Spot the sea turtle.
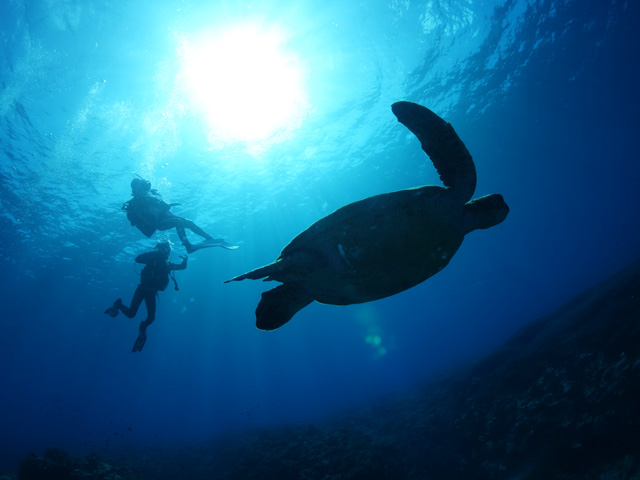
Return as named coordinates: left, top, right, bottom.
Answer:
left=225, top=101, right=509, bottom=330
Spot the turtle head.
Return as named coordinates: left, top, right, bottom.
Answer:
left=462, top=194, right=509, bottom=233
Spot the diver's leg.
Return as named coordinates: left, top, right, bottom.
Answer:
left=174, top=223, right=195, bottom=253
left=181, top=218, right=239, bottom=251
left=119, top=285, right=144, bottom=318
left=157, top=213, right=236, bottom=252
left=182, top=218, right=239, bottom=249
left=156, top=214, right=199, bottom=252
left=157, top=212, right=211, bottom=240
left=182, top=219, right=213, bottom=240
left=132, top=292, right=156, bottom=352
left=141, top=291, right=157, bottom=329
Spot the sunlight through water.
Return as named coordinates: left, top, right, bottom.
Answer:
left=176, top=24, right=308, bottom=148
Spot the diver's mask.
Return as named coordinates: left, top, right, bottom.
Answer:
left=155, top=241, right=171, bottom=256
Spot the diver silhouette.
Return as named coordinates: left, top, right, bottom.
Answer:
left=104, top=241, right=186, bottom=352
left=122, top=176, right=237, bottom=253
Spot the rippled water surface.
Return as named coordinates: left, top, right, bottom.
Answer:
left=0, top=0, right=638, bottom=468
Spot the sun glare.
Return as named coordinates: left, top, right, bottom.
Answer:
left=177, top=25, right=307, bottom=147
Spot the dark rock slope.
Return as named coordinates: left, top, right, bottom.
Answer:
left=14, top=258, right=640, bottom=479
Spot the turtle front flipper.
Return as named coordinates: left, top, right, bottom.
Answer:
left=391, top=101, right=477, bottom=203
left=256, top=283, right=314, bottom=330
left=224, top=263, right=275, bottom=282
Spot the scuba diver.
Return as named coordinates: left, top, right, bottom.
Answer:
left=104, top=240, right=187, bottom=352
left=122, top=176, right=237, bottom=253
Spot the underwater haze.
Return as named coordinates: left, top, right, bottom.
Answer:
left=1, top=0, right=639, bottom=471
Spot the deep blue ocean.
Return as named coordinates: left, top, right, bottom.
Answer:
left=0, top=0, right=638, bottom=471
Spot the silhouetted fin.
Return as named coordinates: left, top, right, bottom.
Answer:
left=391, top=101, right=476, bottom=203
left=132, top=332, right=147, bottom=352
left=104, top=298, right=121, bottom=318
left=256, top=283, right=314, bottom=331
left=188, top=238, right=239, bottom=253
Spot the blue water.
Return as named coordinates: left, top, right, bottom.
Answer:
left=1, top=0, right=638, bottom=470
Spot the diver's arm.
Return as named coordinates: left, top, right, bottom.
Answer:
left=170, top=255, right=188, bottom=271
left=122, top=199, right=137, bottom=226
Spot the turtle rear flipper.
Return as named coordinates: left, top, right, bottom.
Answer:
left=256, top=284, right=314, bottom=330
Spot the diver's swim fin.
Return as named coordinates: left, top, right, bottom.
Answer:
left=132, top=332, right=147, bottom=352
left=104, top=299, right=122, bottom=318
left=188, top=238, right=239, bottom=252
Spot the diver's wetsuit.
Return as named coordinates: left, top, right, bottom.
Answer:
left=117, top=250, right=187, bottom=329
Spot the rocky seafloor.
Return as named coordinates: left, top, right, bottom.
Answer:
left=4, top=258, right=640, bottom=479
